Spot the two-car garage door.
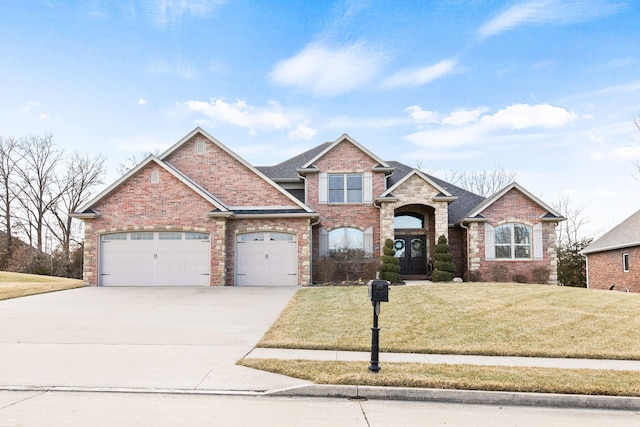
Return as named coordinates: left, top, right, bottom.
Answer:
left=100, top=231, right=210, bottom=286
left=99, top=231, right=298, bottom=286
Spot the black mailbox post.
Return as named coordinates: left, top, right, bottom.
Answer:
left=367, top=280, right=389, bottom=373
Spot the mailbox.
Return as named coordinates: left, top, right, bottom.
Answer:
left=368, top=280, right=389, bottom=302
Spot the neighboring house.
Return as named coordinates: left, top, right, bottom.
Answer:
left=72, top=128, right=564, bottom=287
left=582, top=209, right=640, bottom=292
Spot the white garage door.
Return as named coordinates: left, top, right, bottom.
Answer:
left=100, top=231, right=210, bottom=286
left=236, top=232, right=298, bottom=286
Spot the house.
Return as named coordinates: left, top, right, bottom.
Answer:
left=582, top=209, right=640, bottom=292
left=72, top=127, right=564, bottom=287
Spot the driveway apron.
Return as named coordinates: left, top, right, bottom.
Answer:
left=0, top=286, right=309, bottom=392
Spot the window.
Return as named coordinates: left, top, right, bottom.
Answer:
left=328, top=174, right=362, bottom=204
left=186, top=232, right=209, bottom=240
left=394, top=213, right=424, bottom=229
left=130, top=232, right=154, bottom=241
left=329, top=227, right=364, bottom=251
left=195, top=141, right=205, bottom=155
left=102, top=233, right=127, bottom=241
left=150, top=171, right=159, bottom=184
left=623, top=253, right=630, bottom=272
left=495, top=223, right=531, bottom=259
left=159, top=232, right=182, bottom=240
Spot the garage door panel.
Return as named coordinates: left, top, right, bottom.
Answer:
left=236, top=232, right=297, bottom=286
left=100, top=232, right=210, bottom=286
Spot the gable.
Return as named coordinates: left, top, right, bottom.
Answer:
left=465, top=182, right=563, bottom=223
left=91, top=161, right=221, bottom=222
left=476, top=187, right=547, bottom=223
left=301, top=134, right=391, bottom=171
left=161, top=129, right=312, bottom=211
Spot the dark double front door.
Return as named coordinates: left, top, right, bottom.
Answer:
left=394, top=235, right=427, bottom=276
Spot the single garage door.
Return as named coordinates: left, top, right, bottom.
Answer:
left=236, top=232, right=298, bottom=286
left=100, top=231, right=210, bottom=286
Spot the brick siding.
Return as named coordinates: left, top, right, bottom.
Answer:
left=587, top=247, right=640, bottom=293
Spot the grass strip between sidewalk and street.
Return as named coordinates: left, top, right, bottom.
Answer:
left=258, top=283, right=640, bottom=360
left=239, top=358, right=640, bottom=397
left=0, top=271, right=84, bottom=300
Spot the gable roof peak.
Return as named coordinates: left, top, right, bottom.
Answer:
left=582, top=208, right=640, bottom=254
left=300, top=133, right=391, bottom=169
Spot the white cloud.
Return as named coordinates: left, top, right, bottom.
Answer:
left=288, top=123, right=317, bottom=140
left=270, top=42, right=387, bottom=97
left=481, top=103, right=577, bottom=129
left=381, top=59, right=457, bottom=89
left=152, top=0, right=226, bottom=26
left=612, top=144, right=640, bottom=159
left=20, top=101, right=40, bottom=113
left=149, top=58, right=199, bottom=80
left=405, top=106, right=440, bottom=124
left=477, top=0, right=623, bottom=39
left=37, top=113, right=51, bottom=120
left=181, top=98, right=316, bottom=137
left=138, top=98, right=147, bottom=105
left=442, top=108, right=488, bottom=126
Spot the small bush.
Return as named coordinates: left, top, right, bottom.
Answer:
left=532, top=267, right=550, bottom=284
left=490, top=264, right=509, bottom=282
left=432, top=235, right=454, bottom=282
left=315, top=256, right=338, bottom=283
left=465, top=270, right=482, bottom=282
left=380, top=238, right=401, bottom=283
left=512, top=274, right=528, bottom=283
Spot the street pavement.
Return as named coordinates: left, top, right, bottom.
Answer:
left=2, top=285, right=640, bottom=425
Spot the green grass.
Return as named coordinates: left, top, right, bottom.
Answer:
left=0, top=271, right=84, bottom=300
left=259, top=283, right=640, bottom=360
left=239, top=358, right=640, bottom=397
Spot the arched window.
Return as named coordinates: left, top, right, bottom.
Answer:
left=195, top=141, right=205, bottom=155
left=329, top=227, right=364, bottom=251
left=495, top=223, right=531, bottom=259
left=394, top=213, right=424, bottom=229
left=150, top=170, right=159, bottom=184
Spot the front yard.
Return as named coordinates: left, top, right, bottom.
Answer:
left=239, top=283, right=640, bottom=396
left=0, top=271, right=84, bottom=300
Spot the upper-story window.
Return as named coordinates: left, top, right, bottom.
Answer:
left=150, top=171, right=159, bottom=184
left=495, top=223, right=531, bottom=259
left=328, top=174, right=362, bottom=204
left=195, top=141, right=205, bottom=155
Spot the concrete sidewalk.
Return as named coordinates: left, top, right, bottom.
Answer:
left=245, top=347, right=640, bottom=371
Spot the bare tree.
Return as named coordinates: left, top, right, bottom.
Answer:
left=553, top=195, right=592, bottom=287
left=445, top=166, right=516, bottom=197
left=0, top=136, right=20, bottom=267
left=14, top=135, right=66, bottom=252
left=632, top=115, right=640, bottom=180
left=117, top=149, right=161, bottom=175
left=49, top=151, right=106, bottom=276
left=553, top=195, right=589, bottom=247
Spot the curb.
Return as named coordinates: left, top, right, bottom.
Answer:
left=3, top=384, right=640, bottom=411
left=267, top=384, right=640, bottom=411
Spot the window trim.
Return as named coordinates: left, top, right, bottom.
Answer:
left=623, top=253, right=630, bottom=272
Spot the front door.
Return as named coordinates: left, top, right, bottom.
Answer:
left=394, top=236, right=427, bottom=275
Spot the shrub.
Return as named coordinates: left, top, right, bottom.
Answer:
left=532, top=267, right=550, bottom=284
left=465, top=270, right=482, bottom=282
left=380, top=238, right=401, bottom=283
left=490, top=264, right=509, bottom=282
left=315, top=256, right=339, bottom=283
left=432, top=235, right=454, bottom=282
left=512, top=274, right=528, bottom=283
left=330, top=248, right=365, bottom=282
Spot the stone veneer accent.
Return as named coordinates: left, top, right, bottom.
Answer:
left=379, top=174, right=450, bottom=249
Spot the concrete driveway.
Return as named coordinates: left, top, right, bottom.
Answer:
left=0, top=286, right=309, bottom=392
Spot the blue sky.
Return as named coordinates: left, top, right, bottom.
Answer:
left=1, top=0, right=639, bottom=237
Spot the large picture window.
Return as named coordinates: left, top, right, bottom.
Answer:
left=329, top=227, right=364, bottom=251
left=495, top=223, right=531, bottom=259
left=328, top=174, right=362, bottom=204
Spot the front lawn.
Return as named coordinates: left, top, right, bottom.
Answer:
left=259, top=283, right=640, bottom=360
left=0, top=271, right=84, bottom=300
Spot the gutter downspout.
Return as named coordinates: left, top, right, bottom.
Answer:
left=460, top=222, right=471, bottom=279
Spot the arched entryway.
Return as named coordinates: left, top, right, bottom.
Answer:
left=394, top=205, right=435, bottom=278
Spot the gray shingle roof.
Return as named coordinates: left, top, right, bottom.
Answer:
left=582, top=209, right=640, bottom=254
left=256, top=142, right=332, bottom=180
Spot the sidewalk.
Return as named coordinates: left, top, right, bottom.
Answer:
left=245, top=347, right=640, bottom=371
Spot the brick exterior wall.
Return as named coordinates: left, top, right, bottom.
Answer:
left=84, top=162, right=226, bottom=286
left=468, top=188, right=559, bottom=285
left=587, top=247, right=640, bottom=292
left=165, top=134, right=298, bottom=207
left=306, top=140, right=386, bottom=267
